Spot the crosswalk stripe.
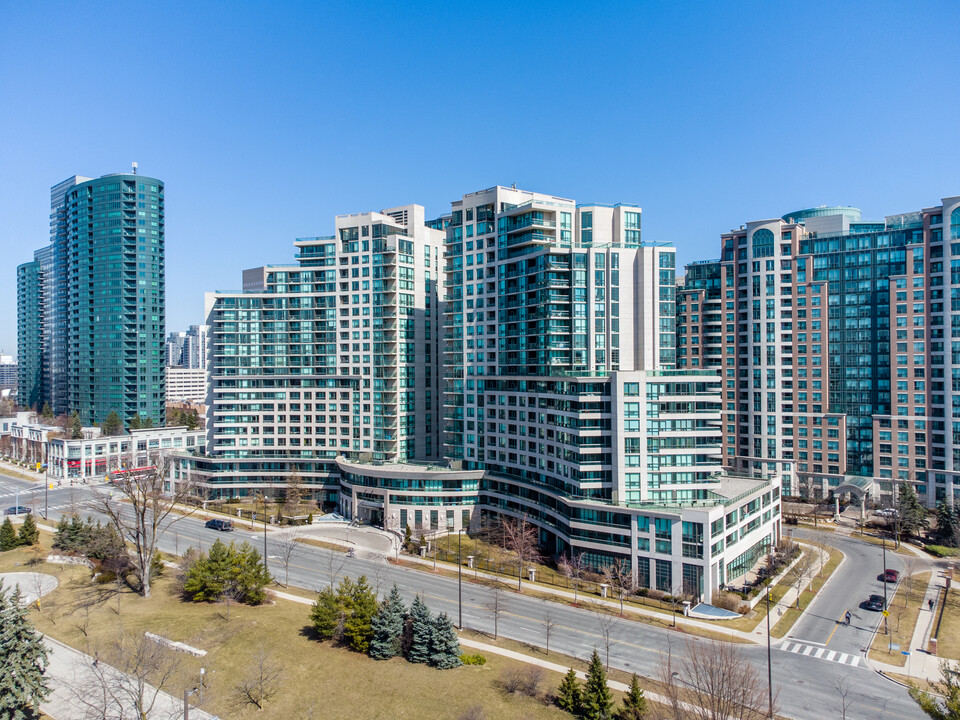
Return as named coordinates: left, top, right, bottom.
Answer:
left=838, top=653, right=849, bottom=664
left=850, top=656, right=860, bottom=667
left=814, top=648, right=825, bottom=658
left=826, top=651, right=837, bottom=661
left=803, top=646, right=814, bottom=656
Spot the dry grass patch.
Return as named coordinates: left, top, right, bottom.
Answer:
left=2, top=543, right=572, bottom=720
left=935, top=582, right=960, bottom=660
left=868, top=572, right=930, bottom=667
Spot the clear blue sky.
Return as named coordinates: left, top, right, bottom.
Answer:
left=2, top=1, right=959, bottom=356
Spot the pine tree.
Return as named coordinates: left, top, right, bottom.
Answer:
left=936, top=502, right=960, bottom=548
left=406, top=595, right=433, bottom=663
left=0, top=582, right=50, bottom=717
left=0, top=518, right=18, bottom=552
left=897, top=482, right=928, bottom=540
left=17, top=514, right=39, bottom=547
left=344, top=575, right=377, bottom=653
left=581, top=650, right=613, bottom=720
left=101, top=411, right=123, bottom=437
left=429, top=612, right=462, bottom=669
left=233, top=542, right=272, bottom=604
left=370, top=584, right=406, bottom=659
left=614, top=674, right=647, bottom=720
left=70, top=411, right=82, bottom=439
left=39, top=403, right=52, bottom=419
left=311, top=586, right=346, bottom=642
left=556, top=667, right=582, bottom=713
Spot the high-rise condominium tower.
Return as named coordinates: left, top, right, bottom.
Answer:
left=16, top=170, right=166, bottom=426
left=676, top=195, right=960, bottom=508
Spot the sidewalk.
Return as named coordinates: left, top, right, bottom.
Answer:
left=869, top=570, right=947, bottom=684
left=41, top=634, right=217, bottom=720
left=402, top=542, right=831, bottom=647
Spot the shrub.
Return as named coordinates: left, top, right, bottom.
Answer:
left=925, top=545, right=960, bottom=558
left=711, top=590, right=745, bottom=614
left=460, top=653, right=487, bottom=666
left=183, top=539, right=272, bottom=605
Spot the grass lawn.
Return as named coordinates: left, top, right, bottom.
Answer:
left=769, top=546, right=844, bottom=639
left=935, top=583, right=960, bottom=661
left=854, top=532, right=919, bottom=557
left=868, top=572, right=931, bottom=667
left=0, top=543, right=572, bottom=720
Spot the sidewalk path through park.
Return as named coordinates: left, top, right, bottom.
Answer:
left=40, top=634, right=218, bottom=720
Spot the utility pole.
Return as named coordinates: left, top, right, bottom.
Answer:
left=766, top=584, right=774, bottom=719
left=882, top=536, right=889, bottom=635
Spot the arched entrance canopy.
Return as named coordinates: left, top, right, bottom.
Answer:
left=833, top=475, right=876, bottom=523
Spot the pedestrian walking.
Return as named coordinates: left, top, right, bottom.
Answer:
left=928, top=597, right=935, bottom=611
left=844, top=610, right=851, bottom=625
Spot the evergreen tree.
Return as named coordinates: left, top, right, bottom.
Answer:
left=429, top=612, right=462, bottom=669
left=406, top=595, right=433, bottom=663
left=233, top=542, right=272, bottom=604
left=581, top=650, right=613, bottom=720
left=556, top=668, right=582, bottom=713
left=897, top=482, right=929, bottom=540
left=17, top=514, right=39, bottom=547
left=614, top=674, right=647, bottom=720
left=311, top=585, right=346, bottom=642
left=0, top=582, right=50, bottom=718
left=39, top=403, right=52, bottom=419
left=0, top=518, right=17, bottom=552
left=369, top=584, right=406, bottom=659
left=101, top=411, right=123, bottom=437
left=909, top=659, right=960, bottom=720
left=141, top=417, right=154, bottom=429
left=128, top=414, right=142, bottom=430
left=69, top=411, right=82, bottom=439
left=343, top=575, right=377, bottom=653
left=936, top=502, right=960, bottom=548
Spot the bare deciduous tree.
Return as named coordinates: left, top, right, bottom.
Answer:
left=785, top=549, right=817, bottom=609
left=88, top=456, right=197, bottom=598
left=542, top=613, right=557, bottom=654
left=324, top=548, right=345, bottom=589
left=835, top=674, right=856, bottom=720
left=591, top=603, right=619, bottom=670
left=654, top=638, right=774, bottom=720
left=69, top=631, right=183, bottom=720
left=273, top=524, right=304, bottom=587
left=486, top=586, right=505, bottom=640
left=603, top=558, right=634, bottom=615
left=495, top=516, right=541, bottom=591
left=234, top=643, right=283, bottom=712
left=558, top=551, right=587, bottom=605
left=283, top=466, right=305, bottom=515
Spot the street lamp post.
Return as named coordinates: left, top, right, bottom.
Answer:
left=458, top=528, right=464, bottom=629
left=882, top=535, right=888, bottom=635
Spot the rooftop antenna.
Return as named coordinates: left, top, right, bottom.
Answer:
left=511, top=182, right=516, bottom=189
left=132, top=161, right=138, bottom=175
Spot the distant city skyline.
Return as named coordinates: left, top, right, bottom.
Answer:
left=2, top=1, right=959, bottom=355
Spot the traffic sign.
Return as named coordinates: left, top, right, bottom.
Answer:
left=882, top=610, right=889, bottom=616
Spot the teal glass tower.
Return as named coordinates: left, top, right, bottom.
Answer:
left=17, top=170, right=166, bottom=426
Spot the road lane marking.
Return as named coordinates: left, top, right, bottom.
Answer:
left=850, top=656, right=860, bottom=667
left=814, top=648, right=824, bottom=658
left=838, top=653, right=849, bottom=664
left=826, top=650, right=836, bottom=661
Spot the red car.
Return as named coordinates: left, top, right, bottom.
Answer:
left=883, top=569, right=900, bottom=583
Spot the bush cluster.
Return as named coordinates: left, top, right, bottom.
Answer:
left=311, top=581, right=461, bottom=670
left=0, top=514, right=39, bottom=552
left=182, top=539, right=272, bottom=605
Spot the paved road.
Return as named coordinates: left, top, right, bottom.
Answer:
left=1, top=472, right=926, bottom=720
left=789, top=529, right=907, bottom=660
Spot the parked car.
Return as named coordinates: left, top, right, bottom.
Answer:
left=864, top=594, right=887, bottom=611
left=882, top=569, right=900, bottom=583
left=4, top=506, right=31, bottom=516
left=205, top=518, right=234, bottom=532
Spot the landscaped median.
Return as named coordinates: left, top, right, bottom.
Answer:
left=868, top=571, right=931, bottom=667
